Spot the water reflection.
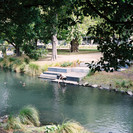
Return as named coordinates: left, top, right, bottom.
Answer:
left=0, top=70, right=133, bottom=133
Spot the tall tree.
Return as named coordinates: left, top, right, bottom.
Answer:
left=0, top=0, right=42, bottom=56
left=79, top=0, right=133, bottom=71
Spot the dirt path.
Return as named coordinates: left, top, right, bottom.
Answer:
left=32, top=52, right=102, bottom=67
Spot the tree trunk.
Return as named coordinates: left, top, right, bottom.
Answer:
left=34, top=39, right=38, bottom=49
left=70, top=38, right=79, bottom=52
left=16, top=46, right=21, bottom=56
left=2, top=45, right=6, bottom=58
left=52, top=34, right=58, bottom=61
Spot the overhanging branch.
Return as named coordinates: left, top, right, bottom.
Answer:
left=86, top=0, right=133, bottom=25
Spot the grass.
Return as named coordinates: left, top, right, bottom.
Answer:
left=4, top=115, right=23, bottom=130
left=55, top=121, right=91, bottom=133
left=29, top=63, right=40, bottom=75
left=84, top=67, right=133, bottom=92
left=19, top=105, right=40, bottom=127
left=47, top=48, right=99, bottom=55
left=0, top=106, right=92, bottom=133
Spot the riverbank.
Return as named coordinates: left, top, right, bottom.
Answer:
left=0, top=106, right=91, bottom=133
left=0, top=55, right=133, bottom=96
left=83, top=68, right=133, bottom=96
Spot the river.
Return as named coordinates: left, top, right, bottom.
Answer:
left=0, top=70, right=133, bottom=133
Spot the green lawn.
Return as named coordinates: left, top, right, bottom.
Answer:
left=84, top=67, right=133, bottom=92
left=48, top=48, right=99, bottom=55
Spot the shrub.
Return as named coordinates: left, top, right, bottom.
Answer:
left=8, top=57, right=17, bottom=62
left=0, top=58, right=3, bottom=62
left=24, top=57, right=30, bottom=64
left=13, top=59, right=22, bottom=66
left=61, top=62, right=72, bottom=67
left=19, top=105, right=40, bottom=126
left=3, top=62, right=8, bottom=69
left=23, top=43, right=48, bottom=60
left=53, top=62, right=61, bottom=67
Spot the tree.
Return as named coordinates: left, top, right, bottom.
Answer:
left=0, top=1, right=41, bottom=56
left=79, top=0, right=133, bottom=71
left=58, top=16, right=99, bottom=52
left=40, top=0, right=79, bottom=60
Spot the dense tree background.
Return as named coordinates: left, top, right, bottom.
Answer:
left=0, top=0, right=132, bottom=70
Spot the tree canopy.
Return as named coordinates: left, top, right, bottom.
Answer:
left=0, top=0, right=132, bottom=70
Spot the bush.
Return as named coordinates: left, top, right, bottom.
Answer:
left=61, top=62, right=72, bottom=67
left=24, top=57, right=30, bottom=64
left=19, top=105, right=40, bottom=126
left=13, top=59, right=22, bottom=66
left=23, top=43, right=48, bottom=60
left=0, top=58, right=3, bottom=62
left=3, top=62, right=8, bottom=69
left=8, top=57, right=17, bottom=62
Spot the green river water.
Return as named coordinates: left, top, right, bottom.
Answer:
left=0, top=70, right=133, bottom=133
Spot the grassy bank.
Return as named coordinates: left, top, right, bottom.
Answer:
left=84, top=67, right=133, bottom=92
left=0, top=105, right=92, bottom=133
left=0, top=56, right=42, bottom=76
left=0, top=56, right=82, bottom=76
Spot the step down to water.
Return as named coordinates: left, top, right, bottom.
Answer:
left=52, top=79, right=79, bottom=85
left=43, top=71, right=60, bottom=76
left=39, top=74, right=57, bottom=80
left=48, top=67, right=71, bottom=73
left=71, top=67, right=89, bottom=73
left=39, top=67, right=89, bottom=82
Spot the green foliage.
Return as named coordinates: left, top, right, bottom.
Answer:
left=29, top=63, right=39, bottom=71
left=87, top=69, right=95, bottom=76
left=29, top=63, right=40, bottom=75
left=61, top=62, right=73, bottom=67
left=3, top=63, right=8, bottom=69
left=0, top=58, right=3, bottom=62
left=4, top=115, right=22, bottom=130
left=55, top=121, right=85, bottom=133
left=45, top=125, right=58, bottom=133
left=19, top=105, right=40, bottom=126
left=19, top=63, right=26, bottom=73
left=42, top=64, right=49, bottom=71
left=8, top=63, right=14, bottom=71
left=23, top=43, right=48, bottom=60
left=24, top=57, right=30, bottom=64
left=115, top=80, right=133, bottom=90
left=13, top=59, right=22, bottom=66
left=9, top=57, right=17, bottom=62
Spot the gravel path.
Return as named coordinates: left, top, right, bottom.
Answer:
left=33, top=52, right=102, bottom=67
